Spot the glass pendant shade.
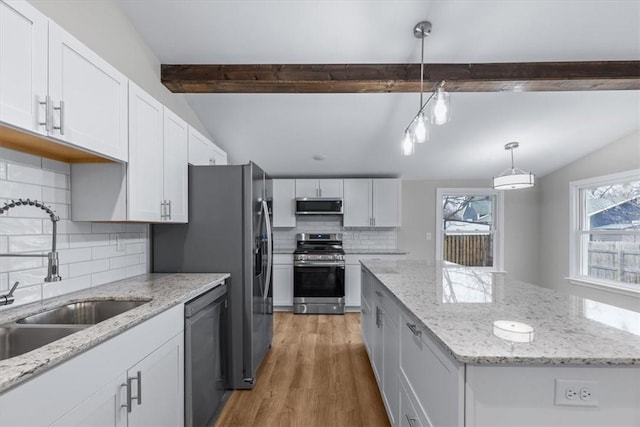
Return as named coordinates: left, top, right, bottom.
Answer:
left=401, top=130, right=415, bottom=156
left=413, top=111, right=429, bottom=143
left=431, top=88, right=450, bottom=125
left=493, top=169, right=535, bottom=190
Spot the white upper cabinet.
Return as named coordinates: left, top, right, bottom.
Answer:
left=372, top=179, right=401, bottom=227
left=295, top=178, right=343, bottom=198
left=188, top=126, right=227, bottom=166
left=48, top=22, right=128, bottom=161
left=344, top=178, right=401, bottom=227
left=1, top=1, right=127, bottom=162
left=127, top=83, right=188, bottom=222
left=273, top=179, right=296, bottom=227
left=0, top=0, right=47, bottom=134
left=343, top=179, right=372, bottom=227
left=163, top=108, right=189, bottom=223
left=71, top=84, right=188, bottom=223
left=128, top=82, right=163, bottom=221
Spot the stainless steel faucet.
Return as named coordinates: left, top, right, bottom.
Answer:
left=0, top=199, right=62, bottom=306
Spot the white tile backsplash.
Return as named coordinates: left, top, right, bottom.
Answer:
left=273, top=216, right=398, bottom=251
left=0, top=149, right=149, bottom=308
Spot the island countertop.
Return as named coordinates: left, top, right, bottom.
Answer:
left=361, top=260, right=640, bottom=365
left=0, top=272, right=229, bottom=393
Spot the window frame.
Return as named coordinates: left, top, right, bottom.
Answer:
left=435, top=188, right=505, bottom=271
left=568, top=169, right=640, bottom=296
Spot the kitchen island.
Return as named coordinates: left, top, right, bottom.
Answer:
left=360, top=260, right=640, bottom=427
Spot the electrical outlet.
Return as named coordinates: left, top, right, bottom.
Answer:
left=555, top=379, right=599, bottom=407
left=426, top=232, right=432, bottom=241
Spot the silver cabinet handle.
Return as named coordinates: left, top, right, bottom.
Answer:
left=52, top=101, right=64, bottom=135
left=406, top=322, right=422, bottom=336
left=167, top=200, right=172, bottom=220
left=38, top=96, right=51, bottom=132
left=121, top=371, right=142, bottom=412
left=405, top=414, right=417, bottom=427
left=122, top=370, right=142, bottom=413
left=160, top=201, right=166, bottom=219
left=375, top=306, right=383, bottom=328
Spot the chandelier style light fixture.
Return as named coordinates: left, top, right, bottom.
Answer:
left=492, top=142, right=535, bottom=190
left=402, top=21, right=451, bottom=156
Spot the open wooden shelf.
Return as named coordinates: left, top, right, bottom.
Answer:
left=0, top=124, right=115, bottom=163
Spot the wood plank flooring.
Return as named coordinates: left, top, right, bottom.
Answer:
left=214, top=312, right=390, bottom=427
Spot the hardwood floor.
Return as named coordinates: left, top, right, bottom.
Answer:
left=214, top=312, right=390, bottom=427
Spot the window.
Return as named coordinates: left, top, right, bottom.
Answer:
left=570, top=170, right=640, bottom=293
left=436, top=188, right=504, bottom=270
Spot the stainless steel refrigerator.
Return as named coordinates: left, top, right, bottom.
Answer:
left=152, top=162, right=273, bottom=391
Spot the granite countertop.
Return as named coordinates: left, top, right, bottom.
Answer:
left=0, top=273, right=228, bottom=393
left=361, top=260, right=640, bottom=366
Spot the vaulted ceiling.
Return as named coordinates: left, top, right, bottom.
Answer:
left=118, top=0, right=640, bottom=179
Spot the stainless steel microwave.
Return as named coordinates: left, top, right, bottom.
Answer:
left=295, top=198, right=343, bottom=215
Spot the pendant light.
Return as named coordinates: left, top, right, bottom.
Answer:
left=431, top=82, right=451, bottom=125
left=413, top=21, right=430, bottom=144
left=401, top=21, right=451, bottom=155
left=493, top=142, right=535, bottom=190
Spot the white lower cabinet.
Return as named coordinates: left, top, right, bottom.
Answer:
left=51, top=333, right=183, bottom=427
left=273, top=254, right=293, bottom=308
left=362, top=267, right=463, bottom=427
left=345, top=264, right=361, bottom=307
left=0, top=305, right=184, bottom=427
left=399, top=312, right=464, bottom=427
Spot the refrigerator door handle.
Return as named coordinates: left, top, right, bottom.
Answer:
left=261, top=200, right=273, bottom=300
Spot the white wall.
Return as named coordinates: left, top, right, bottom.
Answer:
left=0, top=148, right=148, bottom=308
left=539, top=130, right=640, bottom=310
left=398, top=179, right=540, bottom=285
left=28, top=0, right=212, bottom=138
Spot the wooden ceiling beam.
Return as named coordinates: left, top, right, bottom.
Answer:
left=161, top=61, right=640, bottom=93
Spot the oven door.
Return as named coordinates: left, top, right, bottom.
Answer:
left=293, top=262, right=345, bottom=298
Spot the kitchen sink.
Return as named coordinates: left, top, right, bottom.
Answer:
left=16, top=299, right=151, bottom=326
left=0, top=325, right=85, bottom=361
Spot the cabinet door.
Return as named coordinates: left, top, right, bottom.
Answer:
left=360, top=268, right=374, bottom=354
left=48, top=22, right=128, bottom=161
left=187, top=126, right=209, bottom=165
left=273, top=264, right=293, bottom=306
left=345, top=264, right=361, bottom=307
left=318, top=179, right=343, bottom=198
left=127, top=82, right=163, bottom=221
left=273, top=179, right=296, bottom=227
left=163, top=108, right=188, bottom=223
left=400, top=314, right=463, bottom=427
left=51, top=374, right=126, bottom=427
left=373, top=179, right=401, bottom=227
left=295, top=179, right=318, bottom=198
left=382, top=309, right=399, bottom=426
left=343, top=179, right=372, bottom=227
left=127, top=333, right=184, bottom=427
left=0, top=0, right=47, bottom=134
left=210, top=142, right=227, bottom=165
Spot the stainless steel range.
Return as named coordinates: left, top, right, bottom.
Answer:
left=293, top=233, right=345, bottom=314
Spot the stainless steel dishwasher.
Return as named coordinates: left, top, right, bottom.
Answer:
left=184, top=283, right=229, bottom=427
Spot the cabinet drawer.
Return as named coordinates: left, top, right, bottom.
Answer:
left=399, top=313, right=463, bottom=427
left=399, top=375, right=431, bottom=427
